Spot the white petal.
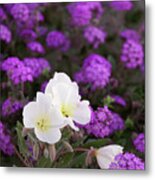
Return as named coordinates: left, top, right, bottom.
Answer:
left=53, top=83, right=80, bottom=105
left=23, top=102, right=38, bottom=128
left=96, top=145, right=123, bottom=169
left=73, top=100, right=91, bottom=125
left=34, top=127, right=62, bottom=144
left=45, top=72, right=72, bottom=95
left=64, top=117, right=79, bottom=131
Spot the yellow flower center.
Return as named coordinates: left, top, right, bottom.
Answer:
left=36, top=117, right=51, bottom=132
left=61, top=104, right=74, bottom=118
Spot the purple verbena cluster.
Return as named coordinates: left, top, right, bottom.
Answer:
left=83, top=26, right=106, bottom=48
left=75, top=54, right=112, bottom=90
left=2, top=98, right=23, bottom=117
left=46, top=31, right=70, bottom=52
left=0, top=24, right=12, bottom=43
left=109, top=1, right=133, bottom=11
left=133, top=133, right=145, bottom=153
left=120, top=29, right=141, bottom=42
left=0, top=121, right=14, bottom=156
left=109, top=152, right=144, bottom=170
left=67, top=2, right=103, bottom=27
left=120, top=39, right=144, bottom=69
left=27, top=41, right=45, bottom=54
left=79, top=106, right=124, bottom=138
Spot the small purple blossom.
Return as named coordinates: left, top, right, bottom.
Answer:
left=2, top=98, right=23, bottom=117
left=109, top=152, right=144, bottom=170
left=110, top=95, right=126, bottom=107
left=0, top=24, right=12, bottom=43
left=11, top=4, right=30, bottom=23
left=0, top=7, right=7, bottom=22
left=20, top=29, right=37, bottom=42
left=40, top=81, right=48, bottom=92
left=67, top=2, right=103, bottom=27
left=120, top=39, right=144, bottom=69
left=46, top=31, right=70, bottom=52
left=23, top=57, right=51, bottom=78
left=1, top=57, right=33, bottom=84
left=109, top=1, right=133, bottom=11
left=27, top=41, right=45, bottom=54
left=75, top=54, right=112, bottom=90
left=36, top=26, right=48, bottom=37
left=133, top=133, right=145, bottom=153
left=78, top=106, right=124, bottom=138
left=83, top=26, right=106, bottom=48
left=0, top=121, right=14, bottom=156
left=120, top=29, right=141, bottom=42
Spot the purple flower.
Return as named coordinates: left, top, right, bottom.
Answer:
left=133, top=133, right=145, bottom=153
left=0, top=121, right=14, bottom=156
left=120, top=29, right=141, bottom=42
left=75, top=54, right=112, bottom=90
left=83, top=26, right=106, bottom=48
left=23, top=57, right=51, bottom=78
left=27, top=41, right=45, bottom=54
left=2, top=98, right=23, bottom=117
left=0, top=24, right=12, bottom=44
left=11, top=4, right=30, bottom=23
left=109, top=1, right=133, bottom=11
left=78, top=106, right=124, bottom=138
left=67, top=2, right=103, bottom=27
left=0, top=7, right=7, bottom=22
left=20, top=29, right=37, bottom=42
left=110, top=95, right=126, bottom=107
left=120, top=39, right=144, bottom=69
left=36, top=26, right=48, bottom=37
left=1, top=57, right=33, bottom=84
left=46, top=31, right=70, bottom=52
left=109, top=152, right=144, bottom=170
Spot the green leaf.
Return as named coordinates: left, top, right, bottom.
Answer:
left=36, top=156, right=53, bottom=168
left=82, top=138, right=111, bottom=148
left=103, top=95, right=114, bottom=108
left=125, top=117, right=134, bottom=129
left=15, top=121, right=29, bottom=157
left=71, top=152, right=87, bottom=168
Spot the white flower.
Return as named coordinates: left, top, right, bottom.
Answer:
left=45, top=72, right=91, bottom=131
left=23, top=92, right=64, bottom=144
left=95, top=145, right=123, bottom=169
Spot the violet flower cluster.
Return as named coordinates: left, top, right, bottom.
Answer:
left=133, top=133, right=145, bottom=153
left=110, top=95, right=127, bottom=107
left=120, top=29, right=141, bottom=42
left=78, top=106, right=124, bottom=138
left=109, top=152, right=144, bottom=170
left=46, top=31, right=70, bottom=52
left=0, top=121, right=14, bottom=156
left=27, top=41, right=45, bottom=54
left=109, top=1, right=133, bottom=11
left=120, top=39, right=144, bottom=69
left=2, top=98, right=23, bottom=117
left=83, top=26, right=106, bottom=49
left=0, top=24, right=12, bottom=44
left=75, top=54, right=112, bottom=90
left=67, top=2, right=103, bottom=27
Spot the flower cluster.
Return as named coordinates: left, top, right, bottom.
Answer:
left=79, top=106, right=124, bottom=138
left=83, top=26, right=106, bottom=49
left=109, top=152, right=144, bottom=170
left=27, top=41, right=45, bottom=54
left=2, top=98, right=23, bottom=117
left=0, top=121, right=14, bottom=156
left=46, top=31, right=70, bottom=52
left=67, top=2, right=103, bottom=27
left=120, top=39, right=144, bottom=69
left=120, top=28, right=141, bottom=42
left=0, top=24, right=12, bottom=43
left=133, top=133, right=145, bottom=153
left=109, top=1, right=133, bottom=11
left=75, top=54, right=112, bottom=90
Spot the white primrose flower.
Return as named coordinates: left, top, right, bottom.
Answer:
left=23, top=92, right=64, bottom=144
left=45, top=72, right=91, bottom=131
left=95, top=144, right=123, bottom=169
